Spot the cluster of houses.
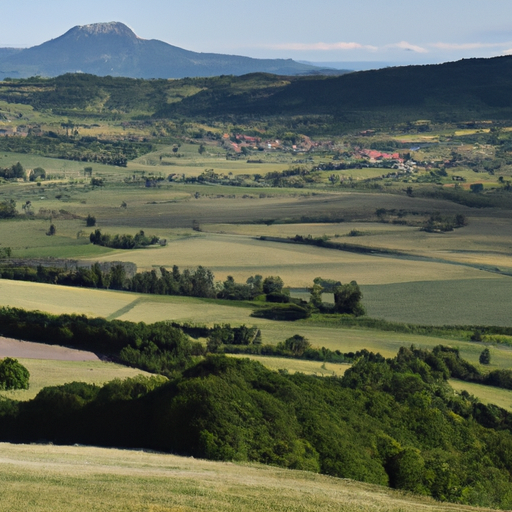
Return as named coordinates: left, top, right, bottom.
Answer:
left=221, top=133, right=329, bottom=154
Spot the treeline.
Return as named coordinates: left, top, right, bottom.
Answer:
left=432, top=344, right=512, bottom=390
left=212, top=328, right=367, bottom=365
left=0, top=262, right=291, bottom=303
left=2, top=349, right=512, bottom=507
left=89, top=229, right=161, bottom=249
left=0, top=161, right=24, bottom=180
left=0, top=306, right=202, bottom=376
left=0, top=135, right=152, bottom=167
left=0, top=263, right=218, bottom=299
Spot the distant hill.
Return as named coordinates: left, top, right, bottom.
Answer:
left=156, top=55, right=512, bottom=125
left=1, top=54, right=512, bottom=129
left=0, top=22, right=330, bottom=79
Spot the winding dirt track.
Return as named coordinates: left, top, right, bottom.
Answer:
left=0, top=336, right=99, bottom=361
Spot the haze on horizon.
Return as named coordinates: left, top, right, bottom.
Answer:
left=2, top=0, right=512, bottom=68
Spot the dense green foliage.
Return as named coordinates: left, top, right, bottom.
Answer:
left=0, top=357, right=29, bottom=390
left=1, top=350, right=512, bottom=507
left=0, top=307, right=202, bottom=376
left=0, top=200, right=17, bottom=219
left=1, top=55, right=512, bottom=129
left=251, top=303, right=311, bottom=321
left=89, top=229, right=160, bottom=249
left=0, top=134, right=151, bottom=166
left=0, top=162, right=25, bottom=180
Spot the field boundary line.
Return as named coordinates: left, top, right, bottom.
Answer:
left=106, top=297, right=145, bottom=320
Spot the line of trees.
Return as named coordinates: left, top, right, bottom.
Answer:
left=0, top=162, right=24, bottom=180
left=89, top=229, right=161, bottom=249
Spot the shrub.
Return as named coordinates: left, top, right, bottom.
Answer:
left=0, top=358, right=30, bottom=390
left=252, top=304, right=310, bottom=321
left=479, top=348, right=491, bottom=365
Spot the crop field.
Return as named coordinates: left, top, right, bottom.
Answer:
left=361, top=277, right=512, bottom=326
left=0, top=358, right=150, bottom=401
left=3, top=279, right=512, bottom=370
left=0, top=279, right=137, bottom=318
left=450, top=379, right=512, bottom=412
left=202, top=216, right=512, bottom=269
left=226, top=354, right=349, bottom=377
left=0, top=443, right=490, bottom=512
left=81, top=232, right=499, bottom=287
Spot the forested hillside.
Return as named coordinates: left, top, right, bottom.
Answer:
left=2, top=346, right=512, bottom=508
left=1, top=54, right=512, bottom=127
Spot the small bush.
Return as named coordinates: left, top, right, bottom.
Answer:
left=0, top=358, right=30, bottom=390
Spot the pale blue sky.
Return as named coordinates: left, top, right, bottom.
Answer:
left=2, top=0, right=512, bottom=64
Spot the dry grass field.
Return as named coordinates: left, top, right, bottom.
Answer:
left=201, top=216, right=512, bottom=271
left=81, top=232, right=499, bottom=286
left=2, top=280, right=512, bottom=370
left=450, top=379, right=512, bottom=412
left=226, top=354, right=350, bottom=377
left=0, top=443, right=496, bottom=512
left=0, top=358, right=150, bottom=401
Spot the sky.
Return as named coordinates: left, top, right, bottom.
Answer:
left=2, top=0, right=512, bottom=67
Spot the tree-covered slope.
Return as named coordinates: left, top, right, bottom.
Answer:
left=159, top=56, right=512, bottom=122
left=2, top=347, right=512, bottom=508
left=1, top=54, right=512, bottom=126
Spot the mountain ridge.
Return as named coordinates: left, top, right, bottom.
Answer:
left=0, top=22, right=328, bottom=79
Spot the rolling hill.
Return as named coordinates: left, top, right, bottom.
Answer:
left=1, top=52, right=511, bottom=128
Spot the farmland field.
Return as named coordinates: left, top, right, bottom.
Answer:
left=2, top=65, right=512, bottom=511
left=450, top=379, right=512, bottom=412
left=0, top=358, right=150, bottom=401
left=361, top=277, right=512, bottom=326
left=0, top=443, right=496, bottom=512
left=81, top=232, right=501, bottom=285
left=2, top=279, right=512, bottom=370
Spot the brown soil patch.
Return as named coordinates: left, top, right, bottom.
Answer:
left=0, top=336, right=99, bottom=361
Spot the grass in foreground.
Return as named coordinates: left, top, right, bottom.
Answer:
left=0, top=443, right=495, bottom=512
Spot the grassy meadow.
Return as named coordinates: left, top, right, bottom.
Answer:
left=450, top=379, right=512, bottom=412
left=0, top=443, right=492, bottom=512
left=0, top=358, right=151, bottom=401
left=2, top=279, right=512, bottom=372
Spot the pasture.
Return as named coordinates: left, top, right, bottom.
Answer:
left=81, top=232, right=498, bottom=286
left=0, top=357, right=150, bottom=401
left=2, top=280, right=512, bottom=371
left=0, top=443, right=496, bottom=512
left=450, top=379, right=512, bottom=412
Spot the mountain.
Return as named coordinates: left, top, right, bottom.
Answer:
left=0, top=22, right=327, bottom=79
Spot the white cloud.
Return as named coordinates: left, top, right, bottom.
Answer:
left=264, top=42, right=378, bottom=51
left=387, top=41, right=428, bottom=53
left=504, top=48, right=512, bottom=55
